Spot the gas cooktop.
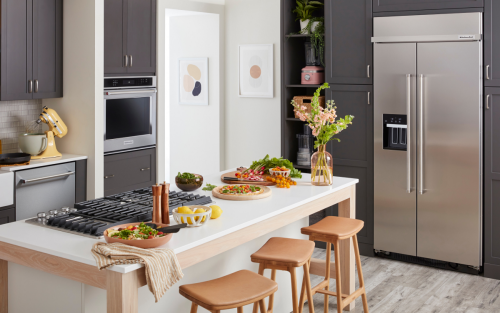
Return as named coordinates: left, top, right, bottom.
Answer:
left=25, top=187, right=212, bottom=239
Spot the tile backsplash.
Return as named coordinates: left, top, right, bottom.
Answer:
left=0, top=100, right=43, bottom=153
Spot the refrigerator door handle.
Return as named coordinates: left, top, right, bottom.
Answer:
left=419, top=74, right=425, bottom=195
left=406, top=74, right=412, bottom=193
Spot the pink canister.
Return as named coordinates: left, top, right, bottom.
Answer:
left=301, top=66, right=325, bottom=85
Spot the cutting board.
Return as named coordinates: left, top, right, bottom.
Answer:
left=221, top=171, right=276, bottom=186
left=212, top=185, right=272, bottom=201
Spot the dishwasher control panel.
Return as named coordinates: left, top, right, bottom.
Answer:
left=383, top=114, right=407, bottom=151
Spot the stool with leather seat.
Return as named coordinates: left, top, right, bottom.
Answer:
left=250, top=237, right=316, bottom=313
left=300, top=216, right=369, bottom=313
left=179, top=269, right=278, bottom=313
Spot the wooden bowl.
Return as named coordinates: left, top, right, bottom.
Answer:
left=175, top=174, right=203, bottom=191
left=104, top=222, right=174, bottom=249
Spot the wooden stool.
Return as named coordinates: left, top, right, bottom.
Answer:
left=300, top=216, right=369, bottom=313
left=250, top=237, right=316, bottom=313
left=179, top=270, right=278, bottom=313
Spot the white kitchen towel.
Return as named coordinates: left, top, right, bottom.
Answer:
left=91, top=242, right=184, bottom=302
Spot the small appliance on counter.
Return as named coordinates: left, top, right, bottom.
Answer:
left=301, top=40, right=324, bottom=85
left=296, top=124, right=315, bottom=166
left=30, top=106, right=68, bottom=160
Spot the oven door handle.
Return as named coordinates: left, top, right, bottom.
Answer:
left=104, top=89, right=157, bottom=96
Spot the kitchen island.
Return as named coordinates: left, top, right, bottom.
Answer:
left=0, top=171, right=358, bottom=313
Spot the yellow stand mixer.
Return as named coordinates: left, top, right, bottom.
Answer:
left=31, top=106, right=68, bottom=160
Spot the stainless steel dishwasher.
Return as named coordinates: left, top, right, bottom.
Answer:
left=15, top=163, right=76, bottom=220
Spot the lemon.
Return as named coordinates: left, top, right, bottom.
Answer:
left=178, top=206, right=194, bottom=224
left=210, top=205, right=223, bottom=219
left=194, top=208, right=206, bottom=222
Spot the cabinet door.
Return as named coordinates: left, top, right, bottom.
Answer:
left=373, top=0, right=483, bottom=12
left=104, top=148, right=156, bottom=196
left=325, top=0, right=372, bottom=85
left=485, top=0, right=500, bottom=87
left=485, top=88, right=500, bottom=276
left=125, top=0, right=156, bottom=74
left=1, top=0, right=33, bottom=100
left=105, top=0, right=127, bottom=75
left=0, top=207, right=15, bottom=225
left=326, top=85, right=374, bottom=247
left=32, top=0, right=62, bottom=99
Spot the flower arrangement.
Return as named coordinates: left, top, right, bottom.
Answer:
left=292, top=83, right=354, bottom=185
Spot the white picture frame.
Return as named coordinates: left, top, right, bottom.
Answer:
left=178, top=57, right=209, bottom=105
left=238, top=44, right=274, bottom=98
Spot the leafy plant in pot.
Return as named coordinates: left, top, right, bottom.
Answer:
left=293, top=0, right=324, bottom=34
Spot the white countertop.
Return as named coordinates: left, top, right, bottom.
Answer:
left=0, top=154, right=87, bottom=172
left=0, top=170, right=358, bottom=273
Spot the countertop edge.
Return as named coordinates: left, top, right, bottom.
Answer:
left=0, top=154, right=88, bottom=172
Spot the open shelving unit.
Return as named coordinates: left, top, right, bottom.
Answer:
left=280, top=0, right=325, bottom=174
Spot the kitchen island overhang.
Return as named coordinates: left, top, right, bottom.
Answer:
left=0, top=171, right=358, bottom=313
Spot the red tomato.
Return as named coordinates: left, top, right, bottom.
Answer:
left=131, top=227, right=138, bottom=230
left=147, top=236, right=154, bottom=239
left=149, top=232, right=152, bottom=235
left=157, top=232, right=164, bottom=235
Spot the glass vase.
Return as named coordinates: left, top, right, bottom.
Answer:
left=311, top=144, right=333, bottom=186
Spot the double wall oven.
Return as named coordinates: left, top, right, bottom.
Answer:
left=103, top=76, right=157, bottom=154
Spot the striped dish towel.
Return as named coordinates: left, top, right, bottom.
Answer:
left=91, top=242, right=184, bottom=302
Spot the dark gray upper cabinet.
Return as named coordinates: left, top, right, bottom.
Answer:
left=325, top=0, right=372, bottom=85
left=485, top=0, right=500, bottom=87
left=373, top=0, right=483, bottom=12
left=0, top=0, right=62, bottom=101
left=104, top=0, right=156, bottom=75
left=484, top=88, right=500, bottom=279
left=326, top=85, right=374, bottom=247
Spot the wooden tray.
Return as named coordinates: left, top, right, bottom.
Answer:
left=221, top=171, right=276, bottom=186
left=212, top=185, right=272, bottom=201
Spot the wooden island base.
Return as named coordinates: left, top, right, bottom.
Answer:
left=0, top=185, right=356, bottom=313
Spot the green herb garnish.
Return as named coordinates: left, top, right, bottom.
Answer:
left=177, top=172, right=196, bottom=179
left=202, top=183, right=217, bottom=191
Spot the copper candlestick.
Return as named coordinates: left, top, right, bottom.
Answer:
left=161, top=182, right=170, bottom=224
left=152, top=184, right=162, bottom=224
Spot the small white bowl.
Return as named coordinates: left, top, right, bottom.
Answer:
left=172, top=205, right=212, bottom=227
left=269, top=168, right=291, bottom=178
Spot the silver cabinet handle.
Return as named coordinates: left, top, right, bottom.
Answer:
left=419, top=74, right=424, bottom=195
left=367, top=65, right=370, bottom=78
left=487, top=94, right=490, bottom=110
left=406, top=74, right=412, bottom=193
left=487, top=65, right=490, bottom=80
left=124, top=55, right=128, bottom=67
left=104, top=175, right=115, bottom=179
left=140, top=168, right=150, bottom=171
left=35, top=80, right=38, bottom=93
left=28, top=80, right=33, bottom=93
left=21, top=171, right=74, bottom=184
left=367, top=92, right=371, bottom=105
left=130, top=55, right=133, bottom=67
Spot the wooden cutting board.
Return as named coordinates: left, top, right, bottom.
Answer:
left=212, top=185, right=272, bottom=201
left=221, top=171, right=276, bottom=186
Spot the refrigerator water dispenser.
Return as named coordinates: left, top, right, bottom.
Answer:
left=383, top=114, right=407, bottom=151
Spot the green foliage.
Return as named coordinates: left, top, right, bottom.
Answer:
left=202, top=183, right=217, bottom=191
left=177, top=172, right=196, bottom=179
left=292, top=0, right=324, bottom=21
left=247, top=154, right=302, bottom=179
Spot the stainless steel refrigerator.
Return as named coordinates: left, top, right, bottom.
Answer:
left=373, top=13, right=483, bottom=268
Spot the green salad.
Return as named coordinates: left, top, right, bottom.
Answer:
left=107, top=222, right=167, bottom=240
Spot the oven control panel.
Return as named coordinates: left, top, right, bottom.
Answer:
left=104, top=77, right=155, bottom=89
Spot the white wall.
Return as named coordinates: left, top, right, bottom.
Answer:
left=43, top=0, right=104, bottom=200
left=157, top=0, right=225, bottom=183
left=224, top=0, right=281, bottom=169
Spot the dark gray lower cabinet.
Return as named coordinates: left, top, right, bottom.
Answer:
left=485, top=0, right=500, bottom=87
left=484, top=88, right=500, bottom=278
left=0, top=207, right=15, bottom=225
left=104, top=148, right=156, bottom=196
left=326, top=85, right=374, bottom=255
left=325, top=0, right=372, bottom=85
left=373, top=0, right=483, bottom=12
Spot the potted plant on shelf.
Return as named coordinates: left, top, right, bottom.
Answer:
left=293, top=0, right=324, bottom=34
left=292, top=83, right=354, bottom=186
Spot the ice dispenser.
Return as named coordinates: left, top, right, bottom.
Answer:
left=383, top=114, right=407, bottom=151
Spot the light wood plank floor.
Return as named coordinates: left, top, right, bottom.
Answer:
left=299, top=248, right=500, bottom=313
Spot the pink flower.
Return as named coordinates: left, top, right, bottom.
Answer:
left=312, top=127, right=319, bottom=136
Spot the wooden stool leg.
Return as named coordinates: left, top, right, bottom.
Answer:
left=304, top=260, right=315, bottom=313
left=238, top=307, right=244, bottom=313
left=353, top=235, right=369, bottom=313
left=324, top=242, right=331, bottom=313
left=253, top=263, right=266, bottom=313
left=334, top=240, right=343, bottom=312
left=290, top=267, right=299, bottom=313
left=259, top=299, right=267, bottom=313
left=298, top=262, right=307, bottom=313
left=190, top=302, right=198, bottom=313
left=268, top=269, right=277, bottom=312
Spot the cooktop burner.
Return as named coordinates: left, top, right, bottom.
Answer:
left=25, top=187, right=212, bottom=239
